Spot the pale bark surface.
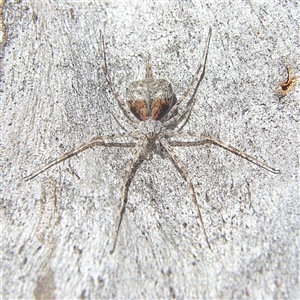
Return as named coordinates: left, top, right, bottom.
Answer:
left=2, top=1, right=299, bottom=299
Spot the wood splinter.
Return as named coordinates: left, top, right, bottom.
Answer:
left=276, top=66, right=297, bottom=97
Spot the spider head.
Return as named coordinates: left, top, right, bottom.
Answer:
left=126, top=78, right=175, bottom=121
left=138, top=119, right=163, bottom=140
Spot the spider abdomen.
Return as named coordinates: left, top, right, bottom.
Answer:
left=127, top=78, right=174, bottom=121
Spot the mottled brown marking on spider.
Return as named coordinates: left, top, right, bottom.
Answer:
left=151, top=98, right=172, bottom=120
left=127, top=99, right=147, bottom=120
left=276, top=66, right=297, bottom=97
left=127, top=78, right=174, bottom=121
left=25, top=28, right=280, bottom=254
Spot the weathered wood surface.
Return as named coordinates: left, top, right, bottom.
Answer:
left=2, top=1, right=299, bottom=299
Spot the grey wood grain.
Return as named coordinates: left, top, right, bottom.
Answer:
left=2, top=1, right=299, bottom=299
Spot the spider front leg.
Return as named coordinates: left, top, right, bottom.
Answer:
left=165, top=26, right=212, bottom=128
left=99, top=31, right=137, bottom=123
left=159, top=137, right=212, bottom=251
left=166, top=132, right=280, bottom=174
left=109, top=108, right=139, bottom=130
left=110, top=137, right=148, bottom=254
left=24, top=132, right=141, bottom=181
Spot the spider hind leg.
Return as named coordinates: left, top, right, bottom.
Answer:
left=159, top=137, right=212, bottom=251
left=110, top=137, right=148, bottom=254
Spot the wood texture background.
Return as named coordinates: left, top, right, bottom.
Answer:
left=2, top=1, right=299, bottom=299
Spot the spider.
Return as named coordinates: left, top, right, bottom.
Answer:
left=25, top=27, right=279, bottom=253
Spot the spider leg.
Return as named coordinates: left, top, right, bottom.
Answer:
left=25, top=132, right=141, bottom=181
left=165, top=73, right=204, bottom=129
left=109, top=108, right=139, bottom=130
left=110, top=137, right=148, bottom=254
left=159, top=137, right=212, bottom=251
left=99, top=31, right=138, bottom=123
left=165, top=27, right=212, bottom=127
left=166, top=132, right=280, bottom=174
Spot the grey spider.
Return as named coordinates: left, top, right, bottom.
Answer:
left=25, top=27, right=279, bottom=253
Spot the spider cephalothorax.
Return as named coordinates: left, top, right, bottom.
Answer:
left=138, top=119, right=163, bottom=140
left=25, top=28, right=279, bottom=254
